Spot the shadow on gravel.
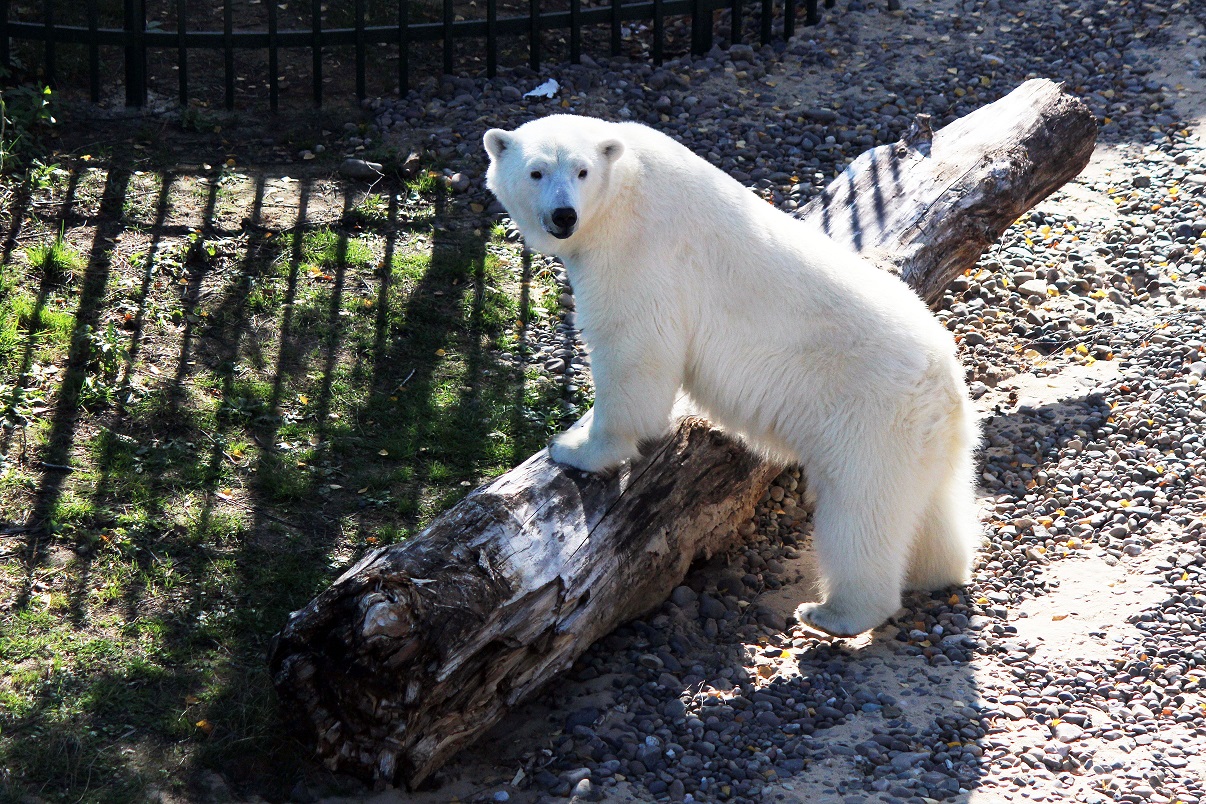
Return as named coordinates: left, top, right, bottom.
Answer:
left=480, top=387, right=1120, bottom=803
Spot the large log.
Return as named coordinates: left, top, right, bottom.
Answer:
left=268, top=78, right=1097, bottom=787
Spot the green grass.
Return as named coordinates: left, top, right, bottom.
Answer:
left=25, top=230, right=85, bottom=280
left=0, top=158, right=568, bottom=801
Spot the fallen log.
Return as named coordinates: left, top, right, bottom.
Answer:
left=268, top=78, right=1096, bottom=787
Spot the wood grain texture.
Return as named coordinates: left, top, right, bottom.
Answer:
left=268, top=78, right=1096, bottom=787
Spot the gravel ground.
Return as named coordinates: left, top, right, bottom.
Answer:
left=315, top=0, right=1206, bottom=802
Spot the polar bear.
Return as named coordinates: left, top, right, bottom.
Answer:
left=483, top=115, right=980, bottom=637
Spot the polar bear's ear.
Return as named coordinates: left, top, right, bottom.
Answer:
left=599, top=139, right=624, bottom=163
left=483, top=129, right=515, bottom=161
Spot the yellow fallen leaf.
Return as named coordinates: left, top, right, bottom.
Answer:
left=196, top=719, right=214, bottom=734
left=1052, top=614, right=1068, bottom=621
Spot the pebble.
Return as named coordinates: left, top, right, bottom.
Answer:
left=339, top=157, right=383, bottom=180
left=1053, top=722, right=1084, bottom=743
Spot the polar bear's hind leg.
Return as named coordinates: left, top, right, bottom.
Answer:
left=905, top=438, right=980, bottom=592
left=794, top=466, right=931, bottom=638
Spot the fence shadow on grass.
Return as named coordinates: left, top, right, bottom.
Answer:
left=0, top=154, right=557, bottom=800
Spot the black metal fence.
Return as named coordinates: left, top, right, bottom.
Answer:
left=0, top=0, right=833, bottom=111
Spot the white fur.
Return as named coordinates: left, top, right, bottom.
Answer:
left=484, top=115, right=981, bottom=637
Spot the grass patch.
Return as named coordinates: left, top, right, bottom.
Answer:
left=0, top=160, right=570, bottom=801
left=25, top=229, right=85, bottom=281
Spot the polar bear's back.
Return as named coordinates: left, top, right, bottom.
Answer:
left=527, top=115, right=966, bottom=452
left=591, top=120, right=957, bottom=378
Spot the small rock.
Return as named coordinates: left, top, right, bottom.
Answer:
left=572, top=778, right=599, bottom=801
left=340, top=158, right=383, bottom=180
left=401, top=152, right=422, bottom=178
left=699, top=594, right=727, bottom=620
left=1053, top=722, right=1084, bottom=743
left=890, top=752, right=929, bottom=773
left=670, top=585, right=697, bottom=607
left=1018, top=279, right=1049, bottom=297
left=803, top=107, right=838, bottom=123
left=566, top=708, right=599, bottom=731
left=564, top=767, right=591, bottom=785
left=728, top=43, right=756, bottom=61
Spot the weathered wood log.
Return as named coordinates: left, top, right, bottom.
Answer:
left=268, top=78, right=1096, bottom=787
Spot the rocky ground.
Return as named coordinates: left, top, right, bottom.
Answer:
left=301, top=0, right=1206, bottom=802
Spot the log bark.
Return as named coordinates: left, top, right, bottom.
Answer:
left=268, top=78, right=1097, bottom=787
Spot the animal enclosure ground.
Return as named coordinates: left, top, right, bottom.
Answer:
left=2, top=0, right=1206, bottom=801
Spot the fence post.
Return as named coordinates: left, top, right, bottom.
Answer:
left=355, top=0, right=366, bottom=100
left=653, top=0, right=664, bottom=64
left=312, top=0, right=323, bottom=107
left=691, top=0, right=713, bottom=55
left=609, top=0, right=620, bottom=56
left=124, top=0, right=147, bottom=107
left=529, top=0, right=539, bottom=71
left=223, top=0, right=234, bottom=109
left=0, top=0, right=8, bottom=73
left=486, top=0, right=497, bottom=77
left=42, top=0, right=55, bottom=89
left=398, top=0, right=409, bottom=96
left=442, top=0, right=453, bottom=74
left=268, top=0, right=278, bottom=110
left=569, top=0, right=580, bottom=64
left=88, top=0, right=100, bottom=102
left=176, top=0, right=187, bottom=105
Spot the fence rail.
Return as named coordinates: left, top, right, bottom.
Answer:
left=0, top=0, right=834, bottom=110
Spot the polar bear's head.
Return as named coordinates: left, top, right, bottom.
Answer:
left=483, top=115, right=626, bottom=253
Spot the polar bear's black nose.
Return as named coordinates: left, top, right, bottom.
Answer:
left=550, top=207, right=577, bottom=237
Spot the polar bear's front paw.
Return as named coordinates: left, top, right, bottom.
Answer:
left=548, top=429, right=634, bottom=474
left=794, top=602, right=885, bottom=638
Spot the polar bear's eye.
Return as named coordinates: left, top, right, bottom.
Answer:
left=578, top=169, right=588, bottom=179
left=530, top=170, right=542, bottom=180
